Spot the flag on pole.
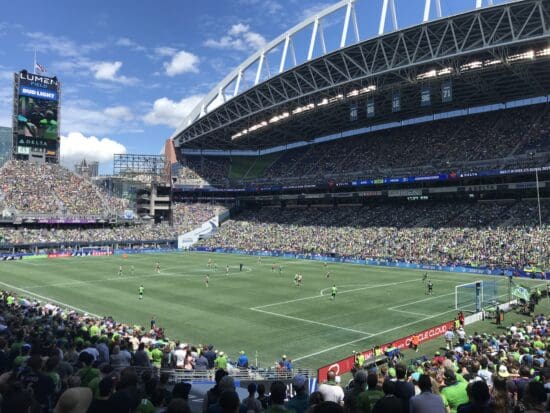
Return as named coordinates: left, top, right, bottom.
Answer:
left=511, top=282, right=530, bottom=301
left=34, top=62, right=47, bottom=73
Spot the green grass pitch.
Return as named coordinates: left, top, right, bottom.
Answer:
left=0, top=252, right=545, bottom=369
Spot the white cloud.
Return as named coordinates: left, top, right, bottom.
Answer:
left=62, top=102, right=136, bottom=136
left=154, top=46, right=177, bottom=57
left=116, top=37, right=145, bottom=51
left=204, top=23, right=267, bottom=52
left=60, top=132, right=126, bottom=167
left=163, top=50, right=200, bottom=76
left=143, top=95, right=203, bottom=128
left=92, top=61, right=138, bottom=84
left=25, top=32, right=103, bottom=57
left=103, top=106, right=134, bottom=120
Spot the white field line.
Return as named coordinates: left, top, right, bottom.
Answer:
left=0, top=280, right=102, bottom=318
left=388, top=292, right=455, bottom=310
left=250, top=307, right=374, bottom=336
left=19, top=265, right=253, bottom=290
left=293, top=307, right=458, bottom=362
left=294, top=285, right=550, bottom=362
left=388, top=308, right=434, bottom=317
left=254, top=278, right=420, bottom=310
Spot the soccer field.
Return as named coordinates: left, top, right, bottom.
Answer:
left=0, top=252, right=544, bottom=369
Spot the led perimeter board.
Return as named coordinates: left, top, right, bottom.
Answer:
left=12, top=70, right=60, bottom=163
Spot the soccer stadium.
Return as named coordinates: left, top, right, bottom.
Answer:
left=0, top=0, right=549, bottom=412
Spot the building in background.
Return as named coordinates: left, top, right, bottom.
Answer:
left=0, top=127, right=12, bottom=167
left=74, top=159, right=99, bottom=178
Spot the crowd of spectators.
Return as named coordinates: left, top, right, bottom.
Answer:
left=311, top=312, right=550, bottom=413
left=172, top=203, right=228, bottom=234
left=177, top=104, right=550, bottom=187
left=0, top=161, right=128, bottom=217
left=0, top=289, right=324, bottom=413
left=0, top=224, right=178, bottom=245
left=2, top=282, right=550, bottom=413
left=175, top=157, right=230, bottom=186
left=200, top=202, right=550, bottom=270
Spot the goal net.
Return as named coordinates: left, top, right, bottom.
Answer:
left=455, top=280, right=499, bottom=312
left=80, top=246, right=112, bottom=256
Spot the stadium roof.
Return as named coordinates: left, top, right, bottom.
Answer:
left=173, top=0, right=550, bottom=151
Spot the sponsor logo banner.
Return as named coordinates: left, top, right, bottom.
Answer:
left=317, top=320, right=454, bottom=380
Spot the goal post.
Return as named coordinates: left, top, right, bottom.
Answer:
left=455, top=280, right=499, bottom=313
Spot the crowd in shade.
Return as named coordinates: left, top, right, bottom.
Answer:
left=0, top=161, right=128, bottom=216
left=200, top=202, right=550, bottom=270
left=0, top=224, right=178, bottom=246
left=0, top=289, right=328, bottom=413
left=176, top=157, right=231, bottom=186
left=177, top=104, right=550, bottom=187
left=172, top=203, right=228, bottom=234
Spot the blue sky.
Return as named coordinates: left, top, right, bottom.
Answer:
left=0, top=0, right=505, bottom=173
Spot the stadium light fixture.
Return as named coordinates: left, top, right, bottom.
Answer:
left=416, top=69, right=437, bottom=80
left=329, top=94, right=344, bottom=103
left=437, top=67, right=452, bottom=76
left=483, top=59, right=502, bottom=66
left=460, top=61, right=482, bottom=71
left=318, top=98, right=329, bottom=106
left=536, top=48, right=550, bottom=57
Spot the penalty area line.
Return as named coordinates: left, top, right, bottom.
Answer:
left=293, top=307, right=458, bottom=362
left=249, top=307, right=373, bottom=336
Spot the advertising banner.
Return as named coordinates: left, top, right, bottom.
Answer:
left=317, top=320, right=454, bottom=380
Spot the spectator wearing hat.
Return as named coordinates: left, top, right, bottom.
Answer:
left=242, top=383, right=263, bottom=413
left=441, top=369, right=468, bottom=413
left=410, top=374, right=446, bottom=413
left=318, top=370, right=344, bottom=405
left=287, top=374, right=308, bottom=413
left=215, top=351, right=228, bottom=371
left=343, top=370, right=370, bottom=413
left=237, top=351, right=249, bottom=369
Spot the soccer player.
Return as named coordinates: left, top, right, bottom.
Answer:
left=118, top=265, right=123, bottom=276
left=294, top=274, right=299, bottom=286
left=139, top=285, right=144, bottom=300
left=205, top=275, right=209, bottom=287
left=130, top=265, right=135, bottom=276
left=150, top=316, right=156, bottom=330
left=323, top=262, right=328, bottom=269
left=213, top=262, right=217, bottom=271
left=427, top=280, right=433, bottom=295
left=257, top=256, right=262, bottom=264
left=422, top=272, right=428, bottom=283
left=226, top=265, right=230, bottom=275
left=278, top=265, right=283, bottom=275
left=208, top=258, right=212, bottom=269
left=325, top=271, right=330, bottom=279
left=155, top=261, right=161, bottom=273
left=239, top=263, right=243, bottom=271
left=297, top=273, right=303, bottom=287
left=271, top=263, right=276, bottom=272
left=331, top=284, right=337, bottom=300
